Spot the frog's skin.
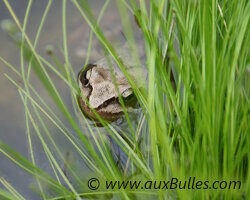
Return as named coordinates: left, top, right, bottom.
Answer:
left=77, top=51, right=145, bottom=122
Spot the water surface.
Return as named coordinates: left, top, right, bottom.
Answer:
left=0, top=1, right=132, bottom=198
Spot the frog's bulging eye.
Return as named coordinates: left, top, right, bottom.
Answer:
left=78, top=64, right=95, bottom=87
left=121, top=89, right=136, bottom=105
left=80, top=70, right=90, bottom=87
left=124, top=93, right=135, bottom=102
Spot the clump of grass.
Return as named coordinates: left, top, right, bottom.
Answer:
left=0, top=0, right=249, bottom=199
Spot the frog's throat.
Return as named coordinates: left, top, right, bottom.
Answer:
left=78, top=96, right=123, bottom=122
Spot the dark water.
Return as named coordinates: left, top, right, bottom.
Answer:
left=0, top=1, right=139, bottom=199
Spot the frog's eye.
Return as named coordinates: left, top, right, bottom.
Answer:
left=80, top=70, right=90, bottom=87
left=78, top=64, right=95, bottom=87
left=124, top=93, right=135, bottom=102
left=121, top=89, right=135, bottom=105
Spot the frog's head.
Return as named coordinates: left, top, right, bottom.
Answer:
left=77, top=63, right=136, bottom=122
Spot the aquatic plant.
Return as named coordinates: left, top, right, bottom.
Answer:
left=0, top=0, right=249, bottom=199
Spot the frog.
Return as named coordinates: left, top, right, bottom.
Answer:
left=77, top=51, right=143, bottom=123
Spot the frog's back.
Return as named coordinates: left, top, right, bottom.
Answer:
left=95, top=39, right=147, bottom=89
